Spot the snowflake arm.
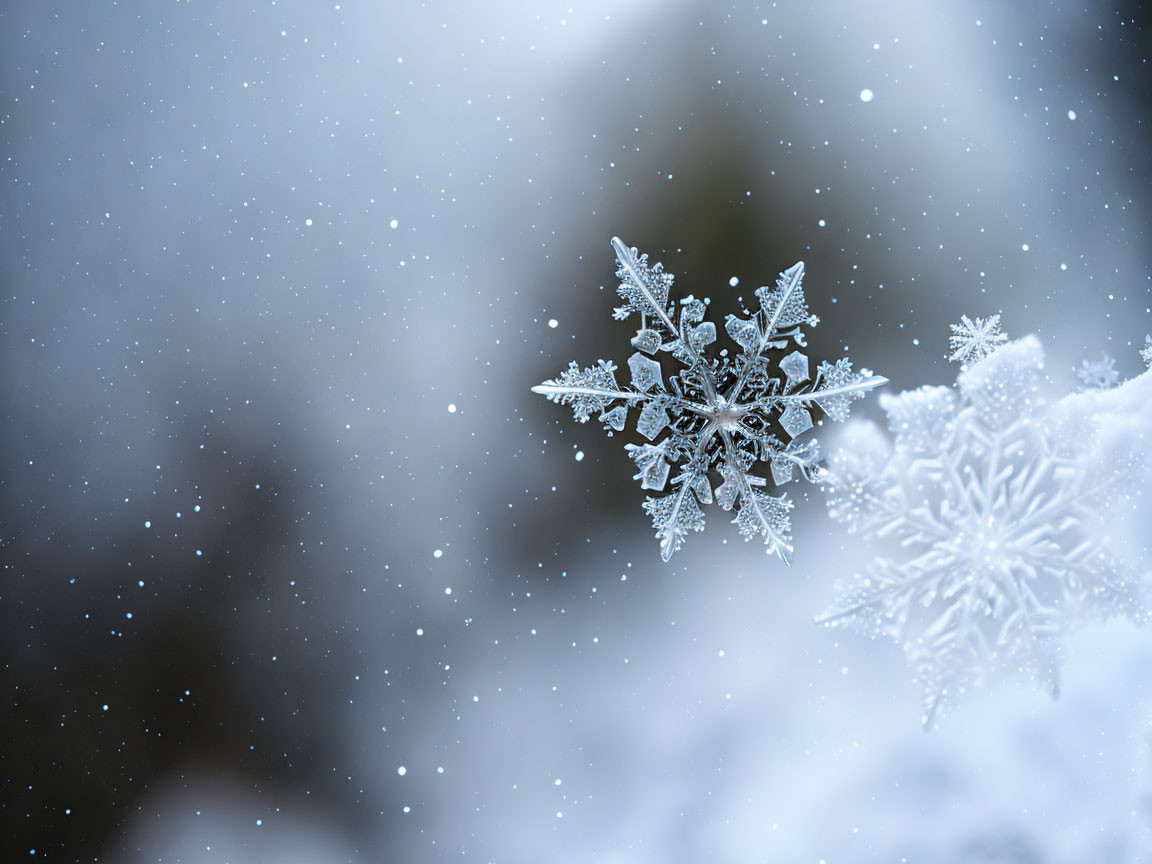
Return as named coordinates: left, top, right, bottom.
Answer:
left=948, top=313, right=1007, bottom=364
left=644, top=469, right=707, bottom=562
left=775, top=359, right=890, bottom=427
left=533, top=236, right=886, bottom=562
left=609, top=236, right=678, bottom=337
left=530, top=360, right=650, bottom=426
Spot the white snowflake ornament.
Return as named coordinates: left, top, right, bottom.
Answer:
left=820, top=332, right=1146, bottom=728
left=1077, top=353, right=1119, bottom=391
left=948, top=313, right=1007, bottom=365
left=533, top=237, right=887, bottom=562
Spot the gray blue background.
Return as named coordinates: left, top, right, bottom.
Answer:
left=2, top=1, right=1151, bottom=860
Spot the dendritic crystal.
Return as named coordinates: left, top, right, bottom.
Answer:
left=533, top=237, right=886, bottom=562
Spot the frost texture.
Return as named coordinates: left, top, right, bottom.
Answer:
left=820, top=327, right=1149, bottom=728
left=948, top=313, right=1007, bottom=365
left=533, top=236, right=887, bottom=562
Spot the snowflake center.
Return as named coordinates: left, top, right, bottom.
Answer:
left=710, top=396, right=746, bottom=431
left=958, top=515, right=1016, bottom=573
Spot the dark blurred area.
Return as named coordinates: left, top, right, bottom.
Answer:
left=2, top=1, right=1151, bottom=861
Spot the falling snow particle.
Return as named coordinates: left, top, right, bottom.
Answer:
left=1068, top=110, right=1077, bottom=120
left=448, top=403, right=457, bottom=413
left=397, top=766, right=407, bottom=776
left=433, top=549, right=443, bottom=558
left=305, top=218, right=313, bottom=226
left=548, top=318, right=559, bottom=328
left=860, top=89, right=874, bottom=102
left=574, top=451, right=584, bottom=462
left=390, top=218, right=399, bottom=229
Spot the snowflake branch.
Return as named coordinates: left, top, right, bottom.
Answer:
left=610, top=236, right=678, bottom=336
left=775, top=372, right=889, bottom=404
left=529, top=383, right=649, bottom=402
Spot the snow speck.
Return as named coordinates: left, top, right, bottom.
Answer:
left=402, top=806, right=411, bottom=814
left=574, top=450, right=584, bottom=462
left=1067, top=110, right=1077, bottom=120
left=144, top=520, right=151, bottom=529
left=255, top=819, right=262, bottom=826
left=416, top=628, right=424, bottom=636
left=305, top=218, right=313, bottom=226
left=1021, top=243, right=1030, bottom=252
left=818, top=219, right=826, bottom=227
left=397, top=765, right=407, bottom=776
left=1060, top=263, right=1068, bottom=271
left=444, top=587, right=452, bottom=595
left=447, top=403, right=457, bottom=413
left=433, top=549, right=443, bottom=558
left=860, top=88, right=874, bottom=103
left=390, top=218, right=399, bottom=229
left=102, top=704, right=109, bottom=711
left=728, top=276, right=739, bottom=287
left=547, top=318, right=559, bottom=328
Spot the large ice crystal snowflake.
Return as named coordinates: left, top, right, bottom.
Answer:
left=532, top=237, right=886, bottom=562
left=819, top=331, right=1146, bottom=728
left=948, top=313, right=1007, bottom=365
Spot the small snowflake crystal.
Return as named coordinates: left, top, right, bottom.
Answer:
left=948, top=313, right=1007, bottom=365
left=533, top=237, right=886, bottom=562
left=1142, top=334, right=1152, bottom=369
left=820, top=331, right=1146, bottom=728
left=1077, top=352, right=1119, bottom=391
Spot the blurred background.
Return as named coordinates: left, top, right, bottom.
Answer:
left=2, top=1, right=1151, bottom=861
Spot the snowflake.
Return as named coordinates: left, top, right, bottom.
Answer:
left=1142, top=334, right=1152, bottom=369
left=948, top=313, right=1008, bottom=365
left=533, top=236, right=887, bottom=562
left=819, top=334, right=1145, bottom=728
left=1077, top=352, right=1119, bottom=391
